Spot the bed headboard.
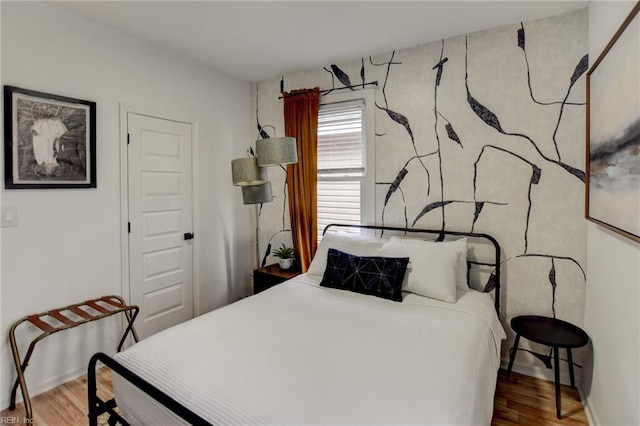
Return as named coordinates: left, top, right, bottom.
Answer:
left=322, top=224, right=502, bottom=316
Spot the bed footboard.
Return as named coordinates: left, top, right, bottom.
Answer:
left=88, top=352, right=213, bottom=426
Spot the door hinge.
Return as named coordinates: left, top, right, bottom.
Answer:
left=128, top=222, right=131, bottom=233
left=127, top=133, right=130, bottom=145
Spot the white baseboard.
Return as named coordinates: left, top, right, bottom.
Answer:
left=578, top=385, right=600, bottom=426
left=1, top=350, right=116, bottom=411
left=500, top=357, right=580, bottom=386
left=500, top=357, right=600, bottom=425
left=1, top=366, right=84, bottom=411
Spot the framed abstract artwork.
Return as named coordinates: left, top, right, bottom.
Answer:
left=4, top=86, right=96, bottom=189
left=586, top=2, right=640, bottom=243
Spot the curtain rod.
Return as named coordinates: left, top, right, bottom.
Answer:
left=278, top=81, right=378, bottom=99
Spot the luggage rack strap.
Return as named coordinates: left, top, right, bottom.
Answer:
left=8, top=295, right=139, bottom=422
left=85, top=300, right=110, bottom=315
left=26, top=315, right=56, bottom=333
left=69, top=305, right=94, bottom=320
left=48, top=311, right=78, bottom=327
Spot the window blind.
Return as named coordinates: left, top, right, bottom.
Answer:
left=317, top=100, right=366, bottom=240
left=317, top=100, right=365, bottom=176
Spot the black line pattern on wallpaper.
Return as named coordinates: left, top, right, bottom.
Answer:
left=484, top=271, right=498, bottom=293
left=463, top=33, right=587, bottom=300
left=433, top=40, right=447, bottom=231
left=494, top=253, right=587, bottom=320
left=412, top=199, right=509, bottom=227
left=384, top=168, right=408, bottom=205
left=261, top=229, right=292, bottom=268
left=549, top=258, right=557, bottom=318
left=377, top=32, right=587, bottom=297
left=515, top=253, right=586, bottom=280
left=369, top=53, right=402, bottom=107
left=322, top=65, right=380, bottom=95
left=523, top=348, right=553, bottom=369
left=465, top=36, right=586, bottom=183
left=372, top=51, right=432, bottom=197
left=428, top=41, right=476, bottom=233
left=374, top=38, right=510, bottom=293
left=435, top=111, right=463, bottom=148
left=280, top=175, right=288, bottom=229
left=551, top=54, right=589, bottom=161
left=378, top=177, right=410, bottom=230
left=332, top=64, right=354, bottom=90
left=379, top=149, right=439, bottom=228
left=379, top=39, right=510, bottom=246
left=412, top=199, right=508, bottom=228
left=473, top=144, right=540, bottom=252
left=324, top=65, right=355, bottom=91
left=258, top=179, right=292, bottom=268
left=256, top=89, right=272, bottom=140
left=518, top=23, right=586, bottom=107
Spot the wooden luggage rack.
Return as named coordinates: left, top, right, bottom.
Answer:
left=8, top=295, right=139, bottom=421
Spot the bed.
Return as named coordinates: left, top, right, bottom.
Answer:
left=88, top=224, right=506, bottom=426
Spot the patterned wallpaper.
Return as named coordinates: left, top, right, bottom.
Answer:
left=250, top=10, right=588, bottom=363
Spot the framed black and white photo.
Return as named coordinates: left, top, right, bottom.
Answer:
left=4, top=86, right=96, bottom=189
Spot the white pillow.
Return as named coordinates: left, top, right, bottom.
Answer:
left=307, top=231, right=388, bottom=276
left=448, top=238, right=469, bottom=291
left=388, top=237, right=468, bottom=289
left=376, top=237, right=467, bottom=303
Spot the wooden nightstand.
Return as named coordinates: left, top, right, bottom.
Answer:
left=253, top=264, right=301, bottom=294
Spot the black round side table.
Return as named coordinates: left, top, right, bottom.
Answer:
left=506, top=315, right=589, bottom=419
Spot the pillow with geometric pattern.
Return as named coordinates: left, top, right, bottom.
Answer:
left=319, top=248, right=409, bottom=302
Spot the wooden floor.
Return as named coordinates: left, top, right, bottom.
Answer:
left=1, top=368, right=115, bottom=426
left=493, top=370, right=588, bottom=425
left=2, top=369, right=587, bottom=425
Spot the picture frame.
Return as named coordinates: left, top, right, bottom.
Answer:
left=586, top=2, right=640, bottom=243
left=4, top=86, right=96, bottom=189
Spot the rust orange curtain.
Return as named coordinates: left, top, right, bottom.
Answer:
left=283, top=88, right=320, bottom=272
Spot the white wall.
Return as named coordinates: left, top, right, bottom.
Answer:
left=583, top=2, right=640, bottom=425
left=0, top=2, right=252, bottom=409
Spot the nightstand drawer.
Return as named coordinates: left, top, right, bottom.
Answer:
left=253, top=264, right=301, bottom=294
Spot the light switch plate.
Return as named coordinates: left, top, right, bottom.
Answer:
left=1, top=205, right=19, bottom=228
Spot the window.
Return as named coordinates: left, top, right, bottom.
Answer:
left=317, top=91, right=375, bottom=241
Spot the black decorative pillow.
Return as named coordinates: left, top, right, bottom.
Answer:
left=320, top=248, right=409, bottom=302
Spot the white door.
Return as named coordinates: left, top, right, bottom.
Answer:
left=127, top=112, right=194, bottom=339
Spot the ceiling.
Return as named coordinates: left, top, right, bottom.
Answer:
left=56, top=1, right=588, bottom=82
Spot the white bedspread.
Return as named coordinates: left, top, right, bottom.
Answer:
left=113, top=274, right=505, bottom=425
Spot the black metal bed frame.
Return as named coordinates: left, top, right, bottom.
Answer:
left=323, top=223, right=502, bottom=314
left=88, top=352, right=213, bottom=426
left=87, top=224, right=501, bottom=425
